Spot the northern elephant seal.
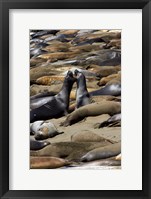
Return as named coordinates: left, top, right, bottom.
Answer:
left=81, top=142, right=121, bottom=162
left=74, top=69, right=91, bottom=108
left=89, top=83, right=121, bottom=96
left=61, top=101, right=121, bottom=127
left=30, top=141, right=113, bottom=161
left=30, top=156, right=71, bottom=169
left=95, top=113, right=121, bottom=128
left=30, top=71, right=76, bottom=122
left=30, top=137, right=50, bottom=150
left=30, top=121, right=64, bottom=140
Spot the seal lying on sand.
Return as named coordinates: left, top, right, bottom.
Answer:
left=30, top=137, right=50, bottom=150
left=89, top=83, right=121, bottom=96
left=95, top=113, right=121, bottom=128
left=30, top=141, right=113, bottom=161
left=30, top=121, right=64, bottom=140
left=81, top=142, right=121, bottom=162
left=30, top=156, right=71, bottom=169
left=69, top=159, right=121, bottom=168
left=74, top=69, right=91, bottom=108
left=60, top=101, right=121, bottom=127
left=30, top=71, right=76, bottom=122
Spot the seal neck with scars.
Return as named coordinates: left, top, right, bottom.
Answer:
left=74, top=69, right=91, bottom=108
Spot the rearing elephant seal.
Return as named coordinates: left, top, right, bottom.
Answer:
left=30, top=71, right=76, bottom=122
left=61, top=101, right=121, bottom=126
left=74, top=69, right=91, bottom=108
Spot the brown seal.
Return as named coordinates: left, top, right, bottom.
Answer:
left=87, top=65, right=120, bottom=77
left=38, top=50, right=80, bottom=61
left=98, top=72, right=121, bottom=86
left=30, top=156, right=71, bottom=169
left=30, top=141, right=113, bottom=161
left=35, top=75, right=65, bottom=85
left=71, top=131, right=114, bottom=143
left=61, top=101, right=121, bottom=127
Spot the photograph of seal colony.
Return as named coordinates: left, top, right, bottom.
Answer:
left=30, top=29, right=121, bottom=169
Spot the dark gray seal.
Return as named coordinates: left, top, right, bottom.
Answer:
left=89, top=83, right=121, bottom=96
left=30, top=137, right=50, bottom=150
left=81, top=142, right=121, bottom=162
left=74, top=69, right=91, bottom=108
left=96, top=113, right=121, bottom=128
left=30, top=71, right=76, bottom=122
left=30, top=92, right=56, bottom=102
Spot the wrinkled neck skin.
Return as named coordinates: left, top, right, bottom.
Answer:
left=57, top=78, right=74, bottom=108
left=77, top=75, right=88, bottom=94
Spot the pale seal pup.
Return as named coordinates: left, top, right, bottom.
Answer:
left=30, top=120, right=64, bottom=140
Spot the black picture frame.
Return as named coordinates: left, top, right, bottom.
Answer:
left=0, top=0, right=150, bottom=198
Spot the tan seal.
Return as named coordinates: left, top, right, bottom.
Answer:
left=30, top=156, right=71, bottom=169
left=35, top=76, right=65, bottom=85
left=30, top=141, right=113, bottom=161
left=98, top=72, right=121, bottom=86
left=61, top=101, right=121, bottom=126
